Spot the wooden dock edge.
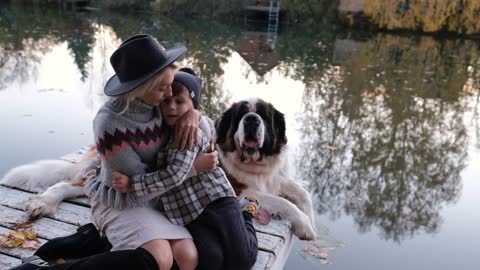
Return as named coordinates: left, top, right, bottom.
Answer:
left=0, top=148, right=295, bottom=269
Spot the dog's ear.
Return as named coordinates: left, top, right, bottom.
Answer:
left=273, top=108, right=287, bottom=145
left=216, top=103, right=236, bottom=145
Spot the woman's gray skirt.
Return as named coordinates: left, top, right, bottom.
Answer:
left=91, top=201, right=191, bottom=251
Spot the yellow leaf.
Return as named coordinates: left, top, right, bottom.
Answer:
left=0, top=235, right=9, bottom=246
left=4, top=237, right=24, bottom=248
left=22, top=240, right=41, bottom=250
left=0, top=227, right=40, bottom=249
left=10, top=231, right=26, bottom=241
left=24, top=230, right=38, bottom=240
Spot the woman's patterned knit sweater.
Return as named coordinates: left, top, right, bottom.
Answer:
left=84, top=98, right=164, bottom=209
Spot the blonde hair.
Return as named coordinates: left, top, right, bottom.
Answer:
left=115, top=64, right=178, bottom=114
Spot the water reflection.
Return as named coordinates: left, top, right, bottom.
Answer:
left=298, top=34, right=480, bottom=241
left=0, top=3, right=337, bottom=118
left=0, top=3, right=96, bottom=85
left=95, top=14, right=239, bottom=117
left=1, top=3, right=479, bottom=246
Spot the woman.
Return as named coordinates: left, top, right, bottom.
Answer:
left=83, top=34, right=205, bottom=270
left=11, top=34, right=212, bottom=270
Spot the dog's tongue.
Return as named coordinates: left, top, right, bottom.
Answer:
left=244, top=141, right=258, bottom=148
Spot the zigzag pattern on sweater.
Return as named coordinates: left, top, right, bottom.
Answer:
left=96, top=125, right=162, bottom=155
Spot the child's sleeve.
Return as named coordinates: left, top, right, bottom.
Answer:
left=199, top=116, right=216, bottom=143
left=131, top=130, right=204, bottom=197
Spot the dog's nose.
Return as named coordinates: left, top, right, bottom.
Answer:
left=244, top=115, right=260, bottom=126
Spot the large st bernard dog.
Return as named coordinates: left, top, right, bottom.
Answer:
left=216, top=98, right=316, bottom=240
left=0, top=98, right=316, bottom=240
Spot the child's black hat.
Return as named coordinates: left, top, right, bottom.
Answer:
left=173, top=67, right=202, bottom=109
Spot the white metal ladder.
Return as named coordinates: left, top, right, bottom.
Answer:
left=267, top=0, right=280, bottom=49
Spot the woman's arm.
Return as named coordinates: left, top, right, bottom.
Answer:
left=94, top=112, right=149, bottom=176
left=112, top=146, right=218, bottom=194
left=130, top=130, right=205, bottom=197
left=98, top=141, right=149, bottom=175
left=175, top=108, right=201, bottom=150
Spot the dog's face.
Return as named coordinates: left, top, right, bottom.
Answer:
left=216, top=98, right=287, bottom=163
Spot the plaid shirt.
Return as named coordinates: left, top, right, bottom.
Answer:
left=131, top=129, right=235, bottom=225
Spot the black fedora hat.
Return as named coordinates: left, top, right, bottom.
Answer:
left=104, top=34, right=186, bottom=96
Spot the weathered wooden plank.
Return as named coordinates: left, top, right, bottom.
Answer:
left=253, top=219, right=291, bottom=239
left=0, top=184, right=89, bottom=207
left=1, top=185, right=41, bottom=194
left=0, top=253, right=21, bottom=270
left=0, top=186, right=91, bottom=226
left=252, top=250, right=275, bottom=270
left=66, top=196, right=90, bottom=206
left=0, top=226, right=46, bottom=260
left=256, top=232, right=284, bottom=255
left=0, top=186, right=29, bottom=208
left=269, top=231, right=294, bottom=270
left=0, top=206, right=77, bottom=240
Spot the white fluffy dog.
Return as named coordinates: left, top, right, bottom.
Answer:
left=0, top=147, right=96, bottom=218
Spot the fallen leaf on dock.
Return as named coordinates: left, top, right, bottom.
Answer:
left=22, top=239, right=42, bottom=250
left=7, top=220, right=34, bottom=230
left=0, top=221, right=41, bottom=250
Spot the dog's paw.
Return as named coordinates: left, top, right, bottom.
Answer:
left=292, top=213, right=317, bottom=241
left=25, top=195, right=57, bottom=219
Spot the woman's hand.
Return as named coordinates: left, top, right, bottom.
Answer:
left=193, top=151, right=219, bottom=172
left=175, top=109, right=200, bottom=150
left=112, top=172, right=133, bottom=193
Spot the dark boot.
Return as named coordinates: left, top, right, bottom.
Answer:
left=34, top=223, right=111, bottom=262
left=10, top=248, right=158, bottom=270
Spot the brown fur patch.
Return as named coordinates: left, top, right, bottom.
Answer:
left=224, top=170, right=248, bottom=196
left=78, top=145, right=98, bottom=164
left=66, top=178, right=85, bottom=187
left=218, top=139, right=236, bottom=153
left=68, top=145, right=98, bottom=186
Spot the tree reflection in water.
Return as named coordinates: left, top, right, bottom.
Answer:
left=0, top=3, right=96, bottom=88
left=298, top=34, right=480, bottom=242
left=2, top=3, right=480, bottom=243
left=94, top=14, right=237, bottom=119
left=0, top=5, right=235, bottom=118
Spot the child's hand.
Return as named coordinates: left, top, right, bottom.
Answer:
left=193, top=151, right=219, bottom=172
left=112, top=172, right=133, bottom=193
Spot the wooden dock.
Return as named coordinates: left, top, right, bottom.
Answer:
left=0, top=149, right=294, bottom=270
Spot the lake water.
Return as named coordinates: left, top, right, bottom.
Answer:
left=0, top=4, right=479, bottom=270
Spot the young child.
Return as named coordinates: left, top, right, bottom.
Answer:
left=112, top=67, right=259, bottom=270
